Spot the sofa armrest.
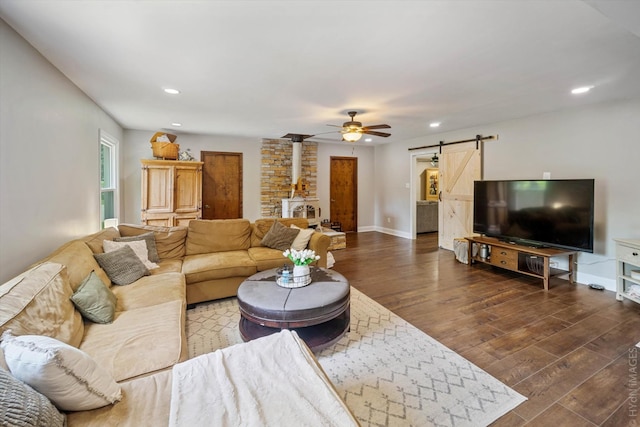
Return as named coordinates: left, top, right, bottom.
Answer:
left=308, top=232, right=330, bottom=268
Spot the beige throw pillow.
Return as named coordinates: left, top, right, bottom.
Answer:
left=290, top=224, right=315, bottom=250
left=114, top=231, right=160, bottom=263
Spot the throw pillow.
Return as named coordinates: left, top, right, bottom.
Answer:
left=290, top=224, right=315, bottom=251
left=0, top=368, right=66, bottom=427
left=102, top=239, right=159, bottom=270
left=260, top=220, right=300, bottom=251
left=93, top=245, right=149, bottom=286
left=114, top=231, right=160, bottom=263
left=0, top=332, right=122, bottom=412
left=70, top=271, right=117, bottom=324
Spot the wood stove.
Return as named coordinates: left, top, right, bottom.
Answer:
left=282, top=198, right=320, bottom=227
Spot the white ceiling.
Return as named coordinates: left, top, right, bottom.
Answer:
left=2, top=0, right=640, bottom=145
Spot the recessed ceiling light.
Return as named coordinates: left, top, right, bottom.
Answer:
left=171, top=122, right=182, bottom=127
left=163, top=88, right=180, bottom=95
left=571, top=86, right=594, bottom=95
left=364, top=138, right=372, bottom=142
left=430, top=122, right=441, bottom=128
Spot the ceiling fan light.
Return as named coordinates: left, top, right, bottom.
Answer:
left=343, top=131, right=363, bottom=142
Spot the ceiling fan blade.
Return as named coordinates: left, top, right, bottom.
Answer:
left=326, top=124, right=343, bottom=128
left=363, top=124, right=391, bottom=130
left=363, top=130, right=391, bottom=137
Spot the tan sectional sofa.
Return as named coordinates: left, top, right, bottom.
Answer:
left=0, top=218, right=336, bottom=426
left=120, top=217, right=330, bottom=304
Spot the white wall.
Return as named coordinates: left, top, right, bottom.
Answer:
left=122, top=130, right=263, bottom=223
left=0, top=19, right=123, bottom=284
left=375, top=98, right=640, bottom=287
left=122, top=132, right=377, bottom=229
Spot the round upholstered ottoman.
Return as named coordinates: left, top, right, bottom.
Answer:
left=237, top=267, right=350, bottom=352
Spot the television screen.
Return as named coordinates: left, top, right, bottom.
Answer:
left=473, top=179, right=594, bottom=252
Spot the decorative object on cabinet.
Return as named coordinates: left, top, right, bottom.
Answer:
left=465, top=235, right=577, bottom=291
left=150, top=132, right=179, bottom=160
left=615, top=239, right=640, bottom=304
left=141, top=159, right=203, bottom=226
left=426, top=168, right=439, bottom=201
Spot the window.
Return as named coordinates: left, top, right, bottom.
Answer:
left=100, top=130, right=119, bottom=229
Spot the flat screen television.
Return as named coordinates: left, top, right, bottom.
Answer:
left=473, top=179, right=595, bottom=252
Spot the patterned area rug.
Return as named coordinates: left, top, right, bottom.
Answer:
left=187, top=287, right=526, bottom=427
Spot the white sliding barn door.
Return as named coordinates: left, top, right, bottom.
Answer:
left=438, top=141, right=482, bottom=250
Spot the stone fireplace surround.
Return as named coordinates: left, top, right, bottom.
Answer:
left=260, top=139, right=318, bottom=219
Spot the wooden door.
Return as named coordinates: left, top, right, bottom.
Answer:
left=438, top=142, right=482, bottom=250
left=201, top=151, right=243, bottom=219
left=330, top=157, right=357, bottom=232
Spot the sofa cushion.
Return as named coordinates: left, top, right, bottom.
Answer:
left=149, top=259, right=184, bottom=275
left=42, top=240, right=112, bottom=291
left=247, top=247, right=293, bottom=271
left=114, top=231, right=160, bottom=263
left=110, top=272, right=185, bottom=312
left=0, top=367, right=66, bottom=427
left=1, top=332, right=122, bottom=411
left=186, top=219, right=252, bottom=255
left=66, top=369, right=172, bottom=427
left=70, top=271, right=117, bottom=324
left=182, top=251, right=257, bottom=284
left=260, top=220, right=300, bottom=251
left=118, top=224, right=187, bottom=260
left=79, top=299, right=185, bottom=382
left=94, top=245, right=150, bottom=286
left=0, top=262, right=84, bottom=347
left=82, top=227, right=121, bottom=254
left=251, top=218, right=309, bottom=247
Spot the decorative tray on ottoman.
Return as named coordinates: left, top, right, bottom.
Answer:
left=276, top=267, right=312, bottom=288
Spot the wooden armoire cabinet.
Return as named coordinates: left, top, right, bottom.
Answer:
left=140, top=159, right=203, bottom=226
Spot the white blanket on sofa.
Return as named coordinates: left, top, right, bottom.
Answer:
left=169, top=330, right=358, bottom=427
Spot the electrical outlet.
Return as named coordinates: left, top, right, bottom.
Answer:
left=387, top=217, right=391, bottom=223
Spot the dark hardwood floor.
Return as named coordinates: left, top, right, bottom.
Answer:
left=331, top=231, right=640, bottom=426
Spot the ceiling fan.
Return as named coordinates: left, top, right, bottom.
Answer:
left=329, top=111, right=391, bottom=142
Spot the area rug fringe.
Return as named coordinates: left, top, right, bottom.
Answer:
left=186, top=287, right=526, bottom=427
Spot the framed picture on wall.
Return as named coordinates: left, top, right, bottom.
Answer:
left=426, top=168, right=439, bottom=201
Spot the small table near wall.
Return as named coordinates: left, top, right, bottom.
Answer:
left=237, top=268, right=350, bottom=352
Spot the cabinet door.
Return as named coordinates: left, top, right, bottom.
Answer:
left=141, top=213, right=174, bottom=227
left=175, top=165, right=201, bottom=213
left=174, top=213, right=199, bottom=227
left=142, top=165, right=174, bottom=213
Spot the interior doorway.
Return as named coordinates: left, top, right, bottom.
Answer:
left=201, top=151, right=243, bottom=219
left=330, top=156, right=357, bottom=232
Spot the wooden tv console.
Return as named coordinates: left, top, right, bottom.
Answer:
left=465, top=236, right=577, bottom=291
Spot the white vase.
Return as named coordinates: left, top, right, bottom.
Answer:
left=292, top=265, right=311, bottom=286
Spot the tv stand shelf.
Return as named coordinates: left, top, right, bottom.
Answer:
left=465, top=236, right=577, bottom=291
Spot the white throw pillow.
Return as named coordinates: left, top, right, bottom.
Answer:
left=0, top=331, right=122, bottom=411
left=290, top=224, right=315, bottom=251
left=103, top=239, right=159, bottom=270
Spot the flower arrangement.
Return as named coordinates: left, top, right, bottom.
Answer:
left=283, top=249, right=320, bottom=266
